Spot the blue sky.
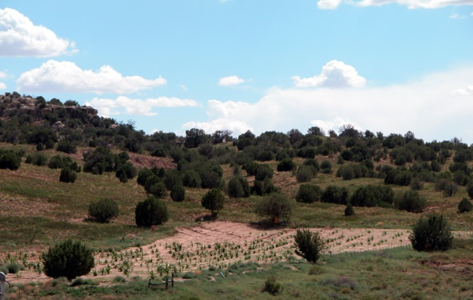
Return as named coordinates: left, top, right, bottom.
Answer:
left=1, top=0, right=472, bottom=142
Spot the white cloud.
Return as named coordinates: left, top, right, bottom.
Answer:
left=0, top=8, right=76, bottom=57
left=0, top=82, right=6, bottom=90
left=86, top=96, right=198, bottom=117
left=219, top=75, right=245, bottom=86
left=17, top=60, right=167, bottom=94
left=449, top=12, right=467, bottom=18
left=354, top=0, right=473, bottom=9
left=317, top=0, right=343, bottom=9
left=0, top=71, right=7, bottom=79
left=292, top=60, right=366, bottom=88
left=179, top=84, right=188, bottom=91
left=452, top=85, right=473, bottom=95
left=310, top=118, right=362, bottom=135
left=182, top=66, right=473, bottom=143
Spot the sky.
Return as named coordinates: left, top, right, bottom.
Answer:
left=0, top=0, right=472, bottom=143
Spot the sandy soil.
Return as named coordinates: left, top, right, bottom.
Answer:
left=5, top=221, right=420, bottom=285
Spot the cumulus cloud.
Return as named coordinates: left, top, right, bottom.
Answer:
left=219, top=75, right=245, bottom=86
left=354, top=0, right=473, bottom=9
left=182, top=66, right=473, bottom=143
left=292, top=60, right=366, bottom=88
left=17, top=60, right=167, bottom=94
left=86, top=96, right=198, bottom=117
left=317, top=0, right=343, bottom=9
left=0, top=8, right=76, bottom=57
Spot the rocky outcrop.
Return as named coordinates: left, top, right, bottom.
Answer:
left=0, top=93, right=98, bottom=121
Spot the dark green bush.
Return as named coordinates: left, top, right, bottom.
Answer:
left=320, top=160, right=332, bottom=173
left=135, top=196, right=169, bottom=226
left=149, top=182, right=167, bottom=198
left=164, top=170, right=182, bottom=190
left=296, top=184, right=322, bottom=203
left=262, top=276, right=282, bottom=296
left=443, top=182, right=458, bottom=197
left=137, top=168, right=154, bottom=186
left=410, top=214, right=453, bottom=251
left=115, top=162, right=137, bottom=182
left=88, top=198, right=120, bottom=223
left=393, top=171, right=412, bottom=186
left=303, top=158, right=320, bottom=174
left=468, top=184, right=473, bottom=199
left=296, top=165, right=314, bottom=183
left=254, top=193, right=293, bottom=222
left=255, top=164, right=274, bottom=181
left=410, top=177, right=424, bottom=190
left=57, top=140, right=77, bottom=154
left=350, top=185, right=394, bottom=207
left=0, top=150, right=21, bottom=170
left=144, top=175, right=161, bottom=193
left=294, top=229, right=324, bottom=263
left=345, top=204, right=355, bottom=216
left=321, top=186, right=349, bottom=205
left=83, top=147, right=115, bottom=174
left=60, top=167, right=77, bottom=183
left=228, top=176, right=250, bottom=198
left=171, top=185, right=185, bottom=202
left=394, top=190, right=426, bottom=213
left=42, top=240, right=95, bottom=281
left=182, top=170, right=202, bottom=188
left=201, top=189, right=225, bottom=216
left=6, top=263, right=21, bottom=274
left=277, top=158, right=296, bottom=172
left=458, top=198, right=472, bottom=213
left=48, top=155, right=65, bottom=169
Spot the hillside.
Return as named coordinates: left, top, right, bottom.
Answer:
left=0, top=92, right=472, bottom=299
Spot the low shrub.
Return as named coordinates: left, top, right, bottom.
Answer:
left=171, top=185, right=186, bottom=202
left=294, top=229, right=324, bottom=263
left=254, top=193, right=293, bottom=223
left=296, top=166, right=314, bottom=183
left=135, top=196, right=169, bottom=226
left=321, top=185, right=349, bottom=205
left=59, top=167, right=77, bottom=183
left=296, top=184, right=322, bottom=203
left=394, top=190, right=426, bottom=213
left=410, top=214, right=453, bottom=251
left=345, top=204, right=355, bottom=216
left=42, top=240, right=95, bottom=281
left=88, top=198, right=120, bottom=223
left=458, top=198, right=472, bottom=213
left=262, top=276, right=282, bottom=296
left=277, top=158, right=296, bottom=172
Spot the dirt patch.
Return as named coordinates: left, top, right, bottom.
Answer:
left=6, top=221, right=416, bottom=285
left=128, top=153, right=175, bottom=170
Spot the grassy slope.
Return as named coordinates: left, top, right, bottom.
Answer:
left=1, top=143, right=472, bottom=253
